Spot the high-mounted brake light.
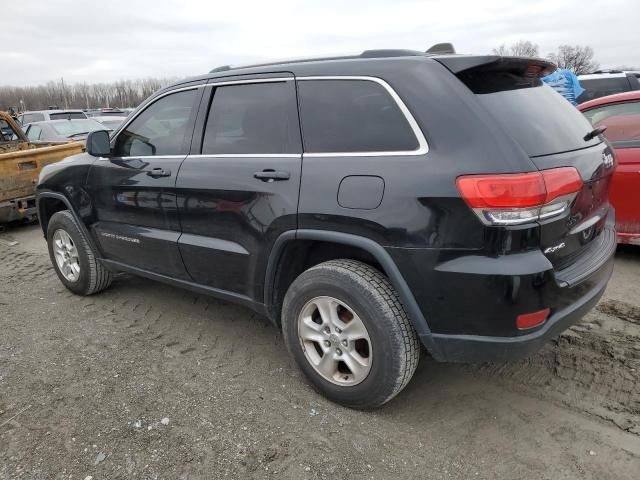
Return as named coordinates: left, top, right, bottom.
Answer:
left=456, top=167, right=583, bottom=225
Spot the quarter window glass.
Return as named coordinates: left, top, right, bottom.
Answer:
left=113, top=89, right=197, bottom=156
left=297, top=79, right=419, bottom=153
left=582, top=101, right=640, bottom=148
left=202, top=82, right=300, bottom=154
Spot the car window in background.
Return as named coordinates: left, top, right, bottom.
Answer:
left=582, top=101, right=640, bottom=148
left=50, top=119, right=105, bottom=137
left=22, top=113, right=45, bottom=124
left=26, top=125, right=42, bottom=141
left=577, top=77, right=631, bottom=103
left=297, top=79, right=419, bottom=153
left=49, top=112, right=87, bottom=120
left=202, top=82, right=300, bottom=154
left=113, top=89, right=197, bottom=157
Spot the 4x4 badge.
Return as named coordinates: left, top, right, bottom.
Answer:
left=544, top=242, right=566, bottom=254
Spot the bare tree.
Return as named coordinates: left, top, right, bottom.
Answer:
left=492, top=40, right=540, bottom=58
left=0, top=77, right=176, bottom=111
left=547, top=45, right=599, bottom=74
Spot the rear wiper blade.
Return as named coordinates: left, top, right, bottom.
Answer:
left=584, top=126, right=607, bottom=142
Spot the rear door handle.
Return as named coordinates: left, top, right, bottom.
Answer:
left=147, top=167, right=171, bottom=178
left=253, top=169, right=290, bottom=182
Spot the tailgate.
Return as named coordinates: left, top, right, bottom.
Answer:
left=0, top=143, right=84, bottom=202
left=438, top=55, right=616, bottom=273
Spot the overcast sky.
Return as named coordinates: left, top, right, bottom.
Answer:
left=2, top=0, right=639, bottom=86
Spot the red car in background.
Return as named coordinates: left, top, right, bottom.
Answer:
left=579, top=91, right=640, bottom=245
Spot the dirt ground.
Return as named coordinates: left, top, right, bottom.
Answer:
left=0, top=223, right=639, bottom=480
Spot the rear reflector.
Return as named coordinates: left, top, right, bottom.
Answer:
left=516, top=308, right=550, bottom=330
left=456, top=167, right=583, bottom=225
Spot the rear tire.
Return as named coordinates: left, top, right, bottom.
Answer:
left=47, top=210, right=112, bottom=295
left=282, top=259, right=420, bottom=408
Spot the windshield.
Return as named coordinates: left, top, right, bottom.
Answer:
left=51, top=119, right=105, bottom=136
left=476, top=84, right=600, bottom=157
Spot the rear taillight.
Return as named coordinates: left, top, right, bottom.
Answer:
left=456, top=167, right=583, bottom=225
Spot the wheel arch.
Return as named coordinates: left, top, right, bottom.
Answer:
left=36, top=191, right=101, bottom=255
left=264, top=229, right=440, bottom=357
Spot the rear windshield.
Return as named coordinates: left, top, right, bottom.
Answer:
left=49, top=112, right=87, bottom=120
left=476, top=84, right=600, bottom=157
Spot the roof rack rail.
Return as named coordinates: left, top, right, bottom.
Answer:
left=208, top=45, right=455, bottom=73
left=360, top=49, right=424, bottom=58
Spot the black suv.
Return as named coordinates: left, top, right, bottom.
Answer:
left=36, top=50, right=616, bottom=408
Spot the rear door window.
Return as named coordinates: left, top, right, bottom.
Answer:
left=297, top=79, right=419, bottom=153
left=582, top=101, right=640, bottom=148
left=202, top=81, right=300, bottom=154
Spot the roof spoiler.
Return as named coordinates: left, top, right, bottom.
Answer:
left=426, top=43, right=456, bottom=55
left=434, top=55, right=556, bottom=76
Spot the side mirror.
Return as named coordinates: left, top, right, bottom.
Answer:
left=86, top=130, right=111, bottom=157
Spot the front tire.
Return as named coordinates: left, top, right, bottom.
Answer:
left=282, top=259, right=420, bottom=408
left=46, top=210, right=112, bottom=295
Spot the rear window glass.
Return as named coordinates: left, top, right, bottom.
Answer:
left=49, top=112, right=87, bottom=120
left=477, top=84, right=600, bottom=157
left=297, top=79, right=419, bottom=153
left=582, top=101, right=640, bottom=148
left=577, top=77, right=631, bottom=103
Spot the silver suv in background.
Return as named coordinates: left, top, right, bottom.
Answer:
left=577, top=70, right=640, bottom=104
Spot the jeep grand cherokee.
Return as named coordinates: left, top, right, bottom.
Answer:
left=36, top=49, right=616, bottom=408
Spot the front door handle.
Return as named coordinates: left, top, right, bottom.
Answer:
left=253, top=169, right=290, bottom=182
left=147, top=167, right=171, bottom=178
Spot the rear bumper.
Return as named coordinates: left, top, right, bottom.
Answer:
left=424, top=254, right=612, bottom=362
left=393, top=219, right=617, bottom=363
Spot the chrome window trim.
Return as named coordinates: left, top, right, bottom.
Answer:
left=112, top=77, right=294, bottom=155
left=296, top=75, right=429, bottom=157
left=189, top=153, right=301, bottom=158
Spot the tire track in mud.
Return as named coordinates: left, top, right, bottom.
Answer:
left=465, top=302, right=640, bottom=436
left=0, top=244, right=282, bottom=378
left=2, top=243, right=639, bottom=438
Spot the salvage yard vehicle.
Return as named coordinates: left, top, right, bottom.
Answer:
left=577, top=70, right=640, bottom=104
left=18, top=109, right=87, bottom=125
left=579, top=90, right=640, bottom=245
left=36, top=49, right=616, bottom=408
left=0, top=112, right=83, bottom=223
left=23, top=118, right=107, bottom=144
